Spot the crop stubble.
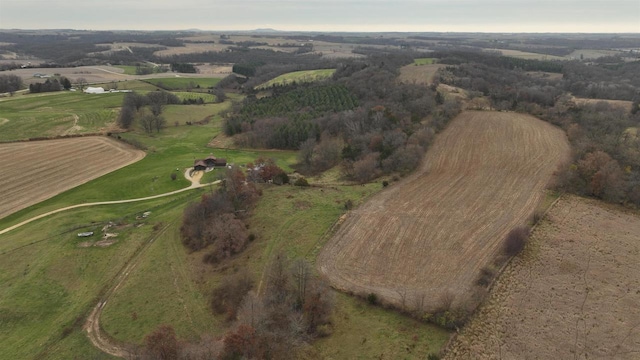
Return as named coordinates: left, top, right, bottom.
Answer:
left=317, top=111, right=570, bottom=309
left=444, top=195, right=640, bottom=359
left=0, top=137, right=145, bottom=220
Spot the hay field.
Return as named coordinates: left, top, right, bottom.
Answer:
left=444, top=195, right=640, bottom=359
left=573, top=96, right=633, bottom=112
left=490, top=49, right=566, bottom=60
left=0, top=137, right=144, bottom=220
left=399, top=64, right=443, bottom=85
left=317, top=111, right=569, bottom=309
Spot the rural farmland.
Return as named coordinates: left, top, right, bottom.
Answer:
left=0, top=137, right=144, bottom=220
left=445, top=195, right=640, bottom=359
left=318, top=111, right=570, bottom=309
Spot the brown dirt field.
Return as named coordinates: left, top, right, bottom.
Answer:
left=444, top=195, right=640, bottom=359
left=0, top=136, right=145, bottom=220
left=317, top=111, right=570, bottom=309
left=399, top=64, right=443, bottom=85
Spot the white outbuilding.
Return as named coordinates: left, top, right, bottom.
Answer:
left=84, top=87, right=105, bottom=94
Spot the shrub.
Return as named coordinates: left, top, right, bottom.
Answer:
left=170, top=172, right=177, bottom=181
left=367, top=293, right=378, bottom=305
left=344, top=199, right=354, bottom=210
left=294, top=177, right=310, bottom=187
left=503, top=226, right=530, bottom=256
left=382, top=180, right=389, bottom=187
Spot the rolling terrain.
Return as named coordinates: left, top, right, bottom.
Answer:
left=445, top=195, right=640, bottom=359
left=318, top=111, right=570, bottom=309
left=0, top=137, right=144, bottom=220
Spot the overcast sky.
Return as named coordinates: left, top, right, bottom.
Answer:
left=1, top=0, right=638, bottom=33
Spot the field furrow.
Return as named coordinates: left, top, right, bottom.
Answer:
left=0, top=137, right=145, bottom=220
left=317, top=111, right=570, bottom=309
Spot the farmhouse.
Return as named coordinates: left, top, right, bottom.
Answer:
left=204, top=155, right=227, bottom=167
left=193, top=155, right=227, bottom=171
left=193, top=160, right=208, bottom=171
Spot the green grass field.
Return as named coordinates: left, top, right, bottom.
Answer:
left=144, top=77, right=221, bottom=90
left=113, top=65, right=137, bottom=75
left=0, top=91, right=124, bottom=141
left=0, top=193, right=201, bottom=359
left=173, top=91, right=217, bottom=103
left=414, top=58, right=436, bottom=65
left=255, top=69, right=335, bottom=90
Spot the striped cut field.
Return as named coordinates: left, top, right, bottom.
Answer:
left=317, top=111, right=570, bottom=309
left=0, top=137, right=145, bottom=220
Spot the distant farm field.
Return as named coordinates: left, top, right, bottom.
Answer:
left=144, top=77, right=221, bottom=90
left=572, top=96, right=633, bottom=112
left=399, top=64, right=443, bottom=85
left=0, top=91, right=124, bottom=141
left=318, top=111, right=570, bottom=309
left=0, top=137, right=144, bottom=220
left=445, top=195, right=640, bottom=359
left=414, top=58, right=436, bottom=65
left=256, top=69, right=335, bottom=89
left=491, top=49, right=566, bottom=60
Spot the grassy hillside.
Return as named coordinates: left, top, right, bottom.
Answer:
left=143, top=77, right=221, bottom=90
left=0, top=91, right=123, bottom=141
left=0, top=84, right=451, bottom=359
left=255, top=69, right=335, bottom=89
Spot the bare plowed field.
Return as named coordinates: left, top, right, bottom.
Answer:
left=444, top=195, right=640, bottom=359
left=317, top=111, right=570, bottom=309
left=0, top=137, right=144, bottom=219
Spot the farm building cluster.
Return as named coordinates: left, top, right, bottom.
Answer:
left=193, top=155, right=227, bottom=171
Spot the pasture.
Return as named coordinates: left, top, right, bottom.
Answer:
left=414, top=58, right=436, bottom=65
left=255, top=69, right=336, bottom=89
left=0, top=191, right=203, bottom=359
left=143, top=77, right=221, bottom=90
left=444, top=195, right=640, bottom=359
left=0, top=91, right=124, bottom=141
left=317, top=111, right=570, bottom=309
left=0, top=137, right=144, bottom=220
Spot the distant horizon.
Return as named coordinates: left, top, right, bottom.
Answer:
left=1, top=27, right=639, bottom=35
left=1, top=0, right=638, bottom=35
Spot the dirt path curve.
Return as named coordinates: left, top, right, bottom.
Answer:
left=0, top=170, right=219, bottom=236
left=85, top=222, right=174, bottom=358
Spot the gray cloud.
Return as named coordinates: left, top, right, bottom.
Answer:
left=1, top=0, right=638, bottom=32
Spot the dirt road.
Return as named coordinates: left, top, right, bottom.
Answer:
left=0, top=175, right=219, bottom=236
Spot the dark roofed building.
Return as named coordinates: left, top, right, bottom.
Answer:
left=194, top=160, right=207, bottom=171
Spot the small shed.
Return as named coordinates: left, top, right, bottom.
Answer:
left=214, top=158, right=227, bottom=167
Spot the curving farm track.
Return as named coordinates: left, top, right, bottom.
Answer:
left=0, top=137, right=145, bottom=220
left=317, top=111, right=570, bottom=309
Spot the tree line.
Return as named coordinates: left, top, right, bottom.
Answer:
left=433, top=49, right=640, bottom=207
